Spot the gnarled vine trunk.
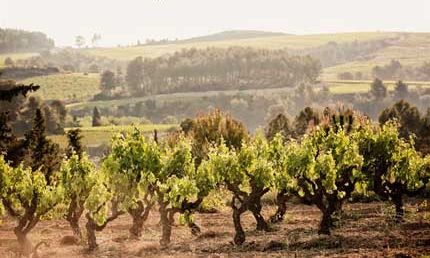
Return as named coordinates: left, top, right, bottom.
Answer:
left=270, top=189, right=289, bottom=223
left=85, top=201, right=124, bottom=251
left=128, top=200, right=153, bottom=238
left=392, top=194, right=404, bottom=221
left=14, top=229, right=33, bottom=257
left=159, top=201, right=178, bottom=247
left=66, top=197, right=85, bottom=239
left=249, top=196, right=269, bottom=231
left=231, top=196, right=246, bottom=245
left=180, top=198, right=203, bottom=236
left=85, top=215, right=99, bottom=251
left=227, top=183, right=270, bottom=245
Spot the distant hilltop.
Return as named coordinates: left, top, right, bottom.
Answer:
left=181, top=30, right=289, bottom=43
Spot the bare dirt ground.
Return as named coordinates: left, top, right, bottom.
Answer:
left=1, top=200, right=429, bottom=258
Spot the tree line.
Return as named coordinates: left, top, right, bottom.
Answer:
left=295, top=38, right=391, bottom=68
left=120, top=47, right=321, bottom=97
left=0, top=28, right=54, bottom=54
left=372, top=60, right=430, bottom=81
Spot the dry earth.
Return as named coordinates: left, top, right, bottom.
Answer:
left=0, top=201, right=429, bottom=258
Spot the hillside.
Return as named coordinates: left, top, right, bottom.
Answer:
left=83, top=31, right=430, bottom=80
left=0, top=27, right=54, bottom=54
left=20, top=73, right=100, bottom=102
left=182, top=30, right=288, bottom=43
left=85, top=31, right=398, bottom=61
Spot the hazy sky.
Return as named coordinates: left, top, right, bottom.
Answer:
left=2, top=0, right=430, bottom=47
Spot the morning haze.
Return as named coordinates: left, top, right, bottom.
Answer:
left=1, top=1, right=430, bottom=257
left=2, top=0, right=430, bottom=46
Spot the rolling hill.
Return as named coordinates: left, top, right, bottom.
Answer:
left=3, top=30, right=430, bottom=103
left=85, top=31, right=398, bottom=61
left=181, top=30, right=288, bottom=43
left=19, top=73, right=100, bottom=102
left=83, top=31, right=430, bottom=80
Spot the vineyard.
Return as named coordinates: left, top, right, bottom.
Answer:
left=0, top=108, right=429, bottom=257
left=20, top=73, right=101, bottom=102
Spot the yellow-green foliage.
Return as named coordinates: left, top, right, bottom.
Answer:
left=0, top=155, right=65, bottom=218
left=20, top=73, right=100, bottom=101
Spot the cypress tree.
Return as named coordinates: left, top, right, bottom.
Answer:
left=66, top=129, right=84, bottom=158
left=23, top=108, right=61, bottom=180
left=92, top=107, right=102, bottom=127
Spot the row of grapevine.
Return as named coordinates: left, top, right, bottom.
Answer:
left=0, top=109, right=429, bottom=255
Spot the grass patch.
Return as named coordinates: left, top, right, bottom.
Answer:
left=324, top=80, right=430, bottom=94
left=0, top=52, right=39, bottom=68
left=20, top=73, right=100, bottom=101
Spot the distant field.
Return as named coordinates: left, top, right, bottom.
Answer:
left=85, top=32, right=398, bottom=61
left=20, top=73, right=101, bottom=101
left=84, top=32, right=430, bottom=81
left=322, top=33, right=430, bottom=80
left=49, top=124, right=177, bottom=147
left=325, top=80, right=430, bottom=94
left=65, top=79, right=430, bottom=112
left=66, top=86, right=294, bottom=110
left=0, top=52, right=38, bottom=68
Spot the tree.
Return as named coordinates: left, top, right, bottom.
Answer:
left=294, top=107, right=320, bottom=137
left=358, top=122, right=430, bottom=220
left=4, top=57, right=14, bottom=66
left=184, top=109, right=248, bottom=167
left=418, top=108, right=430, bottom=155
left=92, top=107, right=102, bottom=127
left=0, top=109, right=63, bottom=256
left=265, top=113, right=294, bottom=141
left=61, top=152, right=97, bottom=239
left=84, top=172, right=122, bottom=251
left=84, top=129, right=210, bottom=249
left=379, top=100, right=421, bottom=140
left=271, top=106, right=365, bottom=224
left=205, top=133, right=274, bottom=245
left=370, top=78, right=387, bottom=100
left=91, top=33, right=101, bottom=47
left=0, top=112, right=16, bottom=156
left=104, top=129, right=156, bottom=239
left=75, top=35, right=85, bottom=48
left=126, top=56, right=145, bottom=95
left=50, top=100, right=67, bottom=131
left=0, top=111, right=27, bottom=167
left=88, top=64, right=99, bottom=73
left=22, top=109, right=62, bottom=181
left=154, top=137, right=200, bottom=246
left=100, top=70, right=116, bottom=94
left=393, top=80, right=409, bottom=100
left=0, top=28, right=54, bottom=53
left=0, top=76, right=40, bottom=165
left=66, top=129, right=84, bottom=158
left=0, top=157, right=64, bottom=256
left=0, top=82, right=40, bottom=102
left=122, top=47, right=320, bottom=95
left=286, top=126, right=364, bottom=234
